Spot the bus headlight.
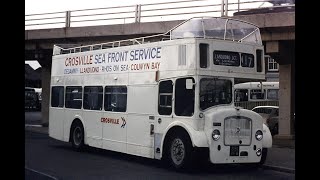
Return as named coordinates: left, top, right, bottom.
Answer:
left=212, top=129, right=220, bottom=141
left=255, top=130, right=263, bottom=141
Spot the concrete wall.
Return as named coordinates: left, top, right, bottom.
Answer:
left=278, top=64, right=292, bottom=136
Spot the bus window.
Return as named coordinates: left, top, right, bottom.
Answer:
left=234, top=89, right=248, bottom=102
left=51, top=86, right=64, bottom=108
left=175, top=77, right=195, bottom=116
left=105, top=86, right=127, bottom=112
left=267, top=89, right=279, bottom=100
left=83, top=86, right=103, bottom=110
left=250, top=89, right=265, bottom=100
left=256, top=49, right=263, bottom=72
left=158, top=80, right=173, bottom=115
left=199, top=43, right=209, bottom=68
left=65, top=86, right=83, bottom=109
left=200, top=78, right=232, bottom=110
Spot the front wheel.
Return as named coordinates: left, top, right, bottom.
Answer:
left=71, top=122, right=84, bottom=151
left=246, top=148, right=268, bottom=168
left=166, top=132, right=193, bottom=170
left=259, top=148, right=268, bottom=165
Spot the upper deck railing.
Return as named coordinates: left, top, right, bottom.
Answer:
left=25, top=0, right=295, bottom=30
left=53, top=17, right=262, bottom=55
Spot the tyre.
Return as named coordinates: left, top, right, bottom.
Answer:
left=70, top=121, right=84, bottom=151
left=165, top=132, right=193, bottom=170
left=246, top=148, right=268, bottom=168
left=259, top=148, right=268, bottom=165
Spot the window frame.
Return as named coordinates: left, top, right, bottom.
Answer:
left=83, top=86, right=103, bottom=111
left=51, top=86, right=65, bottom=108
left=158, top=80, right=173, bottom=115
left=104, top=86, right=127, bottom=112
left=65, top=86, right=83, bottom=109
left=267, top=57, right=279, bottom=71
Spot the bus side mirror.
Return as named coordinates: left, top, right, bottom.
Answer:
left=186, top=79, right=193, bottom=89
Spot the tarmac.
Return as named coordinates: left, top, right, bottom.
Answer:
left=25, top=124, right=295, bottom=174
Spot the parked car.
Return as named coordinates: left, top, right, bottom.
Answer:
left=25, top=87, right=41, bottom=110
left=252, top=106, right=279, bottom=136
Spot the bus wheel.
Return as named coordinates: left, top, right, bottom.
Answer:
left=167, top=132, right=193, bottom=170
left=71, top=121, right=84, bottom=151
left=246, top=148, right=268, bottom=168
left=259, top=148, right=268, bottom=165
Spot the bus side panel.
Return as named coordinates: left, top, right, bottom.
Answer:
left=83, top=75, right=105, bottom=149
left=49, top=108, right=65, bottom=141
left=63, top=75, right=84, bottom=142
left=126, top=85, right=157, bottom=158
left=64, top=110, right=83, bottom=142
left=49, top=75, right=65, bottom=141
left=102, top=73, right=128, bottom=153
left=102, top=113, right=127, bottom=153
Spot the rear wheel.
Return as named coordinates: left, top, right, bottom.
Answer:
left=71, top=121, right=84, bottom=151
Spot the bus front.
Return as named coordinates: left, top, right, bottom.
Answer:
left=171, top=17, right=272, bottom=165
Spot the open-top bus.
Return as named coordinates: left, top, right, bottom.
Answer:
left=49, top=17, right=272, bottom=170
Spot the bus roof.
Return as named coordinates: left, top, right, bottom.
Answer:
left=53, top=17, right=262, bottom=56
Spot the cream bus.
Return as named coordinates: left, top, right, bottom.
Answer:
left=49, top=17, right=272, bottom=170
left=234, top=81, right=279, bottom=109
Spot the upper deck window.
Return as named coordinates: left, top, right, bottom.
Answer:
left=200, top=44, right=209, bottom=68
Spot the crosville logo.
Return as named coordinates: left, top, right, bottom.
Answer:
left=121, top=117, right=126, bottom=128
left=100, top=117, right=126, bottom=128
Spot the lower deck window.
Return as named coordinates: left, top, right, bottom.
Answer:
left=65, top=86, right=83, bottom=109
left=175, top=78, right=195, bottom=116
left=105, top=86, right=127, bottom=112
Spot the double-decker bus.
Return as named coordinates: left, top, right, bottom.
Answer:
left=49, top=17, right=272, bottom=170
left=234, top=81, right=279, bottom=109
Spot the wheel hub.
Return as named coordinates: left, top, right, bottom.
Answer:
left=171, top=138, right=185, bottom=165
